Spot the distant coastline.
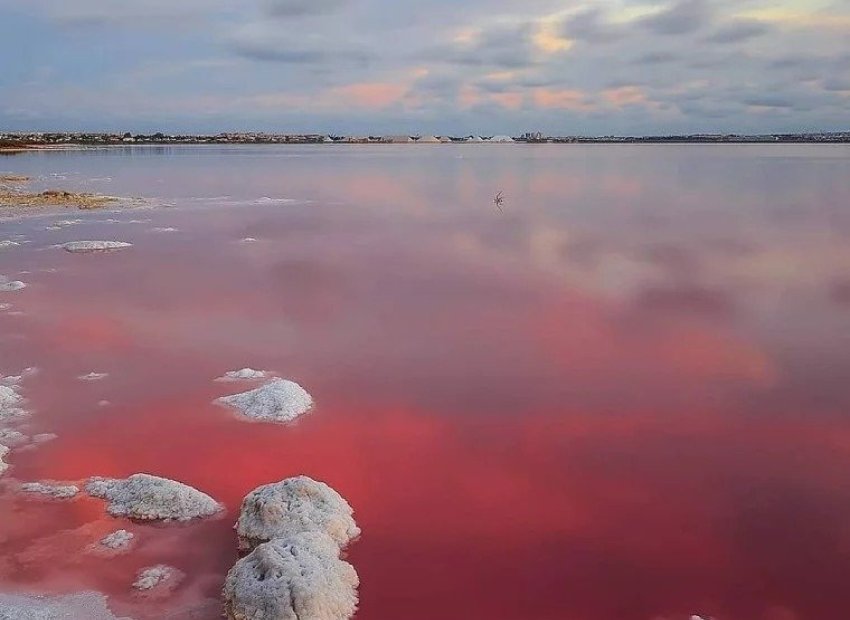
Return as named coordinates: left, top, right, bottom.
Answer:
left=2, top=131, right=849, bottom=149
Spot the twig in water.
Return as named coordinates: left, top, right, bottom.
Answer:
left=493, top=191, right=504, bottom=213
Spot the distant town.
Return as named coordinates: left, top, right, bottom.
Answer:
left=2, top=131, right=849, bottom=147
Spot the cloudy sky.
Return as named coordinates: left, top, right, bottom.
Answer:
left=0, top=0, right=848, bottom=135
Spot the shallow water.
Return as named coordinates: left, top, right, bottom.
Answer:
left=1, top=144, right=850, bottom=619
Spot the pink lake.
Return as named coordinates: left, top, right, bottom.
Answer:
left=1, top=144, right=850, bottom=619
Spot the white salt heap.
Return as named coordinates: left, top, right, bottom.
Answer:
left=216, top=368, right=269, bottom=382
left=62, top=241, right=132, bottom=253
left=21, top=482, right=80, bottom=499
left=86, top=473, right=222, bottom=522
left=236, top=476, right=360, bottom=552
left=223, top=532, right=359, bottom=620
left=0, top=276, right=26, bottom=292
left=99, top=530, right=134, bottom=550
left=0, top=591, right=128, bottom=620
left=78, top=372, right=108, bottom=381
left=216, top=378, right=313, bottom=424
left=133, top=565, right=183, bottom=592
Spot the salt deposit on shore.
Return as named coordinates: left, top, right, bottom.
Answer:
left=20, top=482, right=80, bottom=499
left=216, top=378, right=313, bottom=424
left=236, top=476, right=360, bottom=552
left=0, top=591, right=128, bottom=620
left=62, top=241, right=132, bottom=253
left=223, top=532, right=359, bottom=620
left=0, top=385, right=26, bottom=422
left=0, top=445, right=9, bottom=476
left=0, top=429, right=27, bottom=447
left=0, top=241, right=19, bottom=249
left=216, top=368, right=269, bottom=382
left=86, top=473, right=223, bottom=522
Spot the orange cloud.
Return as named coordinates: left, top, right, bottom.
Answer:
left=331, top=82, right=409, bottom=108
left=602, top=85, right=650, bottom=107
left=532, top=88, right=594, bottom=111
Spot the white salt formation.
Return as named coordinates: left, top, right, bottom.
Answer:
left=223, top=532, right=359, bottom=620
left=78, top=372, right=108, bottom=381
left=0, top=241, right=20, bottom=249
left=99, top=530, right=134, bottom=550
left=86, top=473, right=222, bottom=522
left=0, top=385, right=26, bottom=422
left=236, top=477, right=360, bottom=552
left=32, top=434, right=58, bottom=445
left=21, top=482, right=80, bottom=499
left=0, top=276, right=26, bottom=292
left=0, top=591, right=128, bottom=620
left=216, top=378, right=314, bottom=424
left=62, top=241, right=132, bottom=253
left=133, top=565, right=183, bottom=592
left=0, top=429, right=27, bottom=447
left=0, top=445, right=9, bottom=476
left=216, top=368, right=269, bottom=382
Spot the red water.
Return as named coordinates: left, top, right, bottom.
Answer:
left=1, top=145, right=850, bottom=619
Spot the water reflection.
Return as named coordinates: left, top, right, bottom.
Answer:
left=0, top=145, right=849, bottom=619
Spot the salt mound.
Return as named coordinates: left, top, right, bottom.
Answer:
left=216, top=378, right=313, bottom=424
left=0, top=445, right=9, bottom=476
left=236, top=476, right=360, bottom=552
left=0, top=591, right=128, bottom=620
left=223, top=532, right=359, bottom=620
left=133, top=565, right=183, bottom=594
left=0, top=276, right=26, bottom=292
left=99, top=530, right=134, bottom=551
left=86, top=473, right=223, bottom=522
left=21, top=482, right=80, bottom=499
left=216, top=368, right=269, bottom=382
left=62, top=241, right=132, bottom=253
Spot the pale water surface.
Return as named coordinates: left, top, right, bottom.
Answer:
left=1, top=144, right=850, bottom=619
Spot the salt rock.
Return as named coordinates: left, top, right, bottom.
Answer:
left=223, top=532, right=359, bottom=620
left=0, top=445, right=9, bottom=476
left=0, top=385, right=26, bottom=421
left=21, top=482, right=80, bottom=499
left=62, top=241, right=132, bottom=253
left=0, top=591, right=128, bottom=620
left=133, top=565, right=183, bottom=594
left=216, top=378, right=313, bottom=424
left=236, top=476, right=359, bottom=552
left=99, top=530, right=134, bottom=551
left=216, top=368, right=269, bottom=382
left=86, top=473, right=222, bottom=522
left=0, top=277, right=25, bottom=292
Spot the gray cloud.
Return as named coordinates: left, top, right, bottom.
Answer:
left=640, top=0, right=712, bottom=35
left=264, top=0, right=349, bottom=17
left=707, top=20, right=769, bottom=44
left=561, top=8, right=622, bottom=44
